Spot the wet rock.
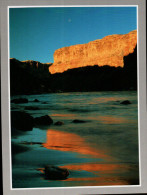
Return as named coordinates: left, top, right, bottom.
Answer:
left=42, top=102, right=48, bottom=104
left=11, top=98, right=28, bottom=104
left=11, top=111, right=34, bottom=131
left=34, top=115, right=53, bottom=126
left=72, top=119, right=87, bottom=123
left=54, top=121, right=64, bottom=126
left=25, top=106, right=39, bottom=110
left=33, top=99, right=40, bottom=102
left=120, top=100, right=132, bottom=105
left=44, top=165, right=69, bottom=180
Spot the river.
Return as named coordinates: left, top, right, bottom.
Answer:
left=11, top=91, right=139, bottom=188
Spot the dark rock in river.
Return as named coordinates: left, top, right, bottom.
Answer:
left=42, top=102, right=48, bottom=104
left=34, top=115, right=53, bottom=126
left=54, top=121, right=64, bottom=126
left=11, top=111, right=34, bottom=131
left=24, top=106, right=39, bottom=110
left=72, top=119, right=87, bottom=123
left=120, top=100, right=132, bottom=105
left=11, top=98, right=28, bottom=104
left=33, top=99, right=40, bottom=102
left=44, top=165, right=69, bottom=180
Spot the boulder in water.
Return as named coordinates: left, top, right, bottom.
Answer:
left=120, top=100, right=132, bottom=105
left=54, top=121, right=64, bottom=126
left=33, top=99, right=40, bottom=102
left=42, top=102, right=48, bottom=104
left=34, top=115, right=53, bottom=126
left=72, top=119, right=87, bottom=123
left=11, top=111, right=34, bottom=131
left=44, top=165, right=69, bottom=180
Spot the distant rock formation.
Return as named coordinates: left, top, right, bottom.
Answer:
left=10, top=58, right=52, bottom=95
left=21, top=60, right=52, bottom=71
left=49, top=30, right=137, bottom=74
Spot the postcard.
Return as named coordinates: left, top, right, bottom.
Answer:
left=1, top=0, right=146, bottom=195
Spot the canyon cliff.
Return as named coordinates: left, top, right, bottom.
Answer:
left=10, top=58, right=52, bottom=95
left=49, top=46, right=137, bottom=92
left=49, top=30, right=137, bottom=74
left=21, top=60, right=52, bottom=71
left=10, top=30, right=137, bottom=95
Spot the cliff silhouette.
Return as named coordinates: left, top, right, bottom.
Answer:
left=10, top=58, right=52, bottom=95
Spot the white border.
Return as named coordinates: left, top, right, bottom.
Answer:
left=8, top=5, right=141, bottom=191
left=137, top=4, right=141, bottom=188
left=9, top=5, right=137, bottom=7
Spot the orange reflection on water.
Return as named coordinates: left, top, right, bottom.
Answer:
left=37, top=167, right=128, bottom=185
left=61, top=163, right=129, bottom=173
left=65, top=176, right=129, bottom=186
left=98, top=115, right=129, bottom=124
left=93, top=96, right=123, bottom=103
left=40, top=129, right=136, bottom=186
left=50, top=113, right=76, bottom=117
left=86, top=115, right=130, bottom=124
left=37, top=162, right=130, bottom=186
left=60, top=162, right=130, bottom=186
left=42, top=129, right=109, bottom=159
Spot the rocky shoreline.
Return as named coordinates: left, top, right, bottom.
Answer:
left=11, top=91, right=139, bottom=187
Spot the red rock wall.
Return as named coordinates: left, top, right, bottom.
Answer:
left=49, top=30, right=137, bottom=74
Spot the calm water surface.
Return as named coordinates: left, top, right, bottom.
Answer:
left=11, top=91, right=139, bottom=188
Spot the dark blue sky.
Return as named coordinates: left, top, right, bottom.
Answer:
left=9, top=7, right=137, bottom=63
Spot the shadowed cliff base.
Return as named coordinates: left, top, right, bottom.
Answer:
left=10, top=46, right=137, bottom=95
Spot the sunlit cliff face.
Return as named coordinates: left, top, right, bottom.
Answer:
left=49, top=30, right=137, bottom=74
